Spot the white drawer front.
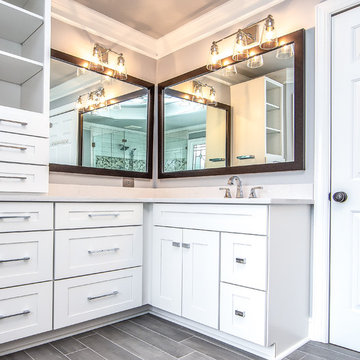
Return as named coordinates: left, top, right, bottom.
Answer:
left=0, top=231, right=53, bottom=288
left=0, top=282, right=53, bottom=344
left=55, top=203, right=143, bottom=229
left=54, top=267, right=142, bottom=329
left=0, top=163, right=49, bottom=193
left=0, top=132, right=49, bottom=165
left=0, top=203, right=53, bottom=232
left=153, top=204, right=268, bottom=235
left=0, top=107, right=48, bottom=138
left=55, top=226, right=143, bottom=279
left=221, top=233, right=268, bottom=291
left=220, top=283, right=267, bottom=346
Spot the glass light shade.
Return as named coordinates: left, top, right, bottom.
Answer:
left=75, top=96, right=83, bottom=110
left=193, top=82, right=203, bottom=100
left=232, top=30, right=249, bottom=61
left=260, top=15, right=278, bottom=50
left=206, top=42, right=222, bottom=71
left=223, top=64, right=237, bottom=77
left=208, top=87, right=216, bottom=105
left=115, top=53, right=127, bottom=80
left=247, top=54, right=264, bottom=69
left=276, top=43, right=294, bottom=59
left=91, top=46, right=105, bottom=72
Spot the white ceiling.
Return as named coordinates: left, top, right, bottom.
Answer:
left=72, top=0, right=230, bottom=38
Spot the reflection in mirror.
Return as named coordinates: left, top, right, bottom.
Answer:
left=163, top=89, right=229, bottom=172
left=162, top=40, right=298, bottom=175
left=80, top=92, right=148, bottom=172
left=50, top=57, right=150, bottom=174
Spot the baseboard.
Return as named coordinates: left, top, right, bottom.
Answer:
left=275, top=337, right=310, bottom=360
left=0, top=305, right=150, bottom=356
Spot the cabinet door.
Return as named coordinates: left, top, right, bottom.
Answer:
left=182, top=229, right=219, bottom=328
left=151, top=226, right=182, bottom=315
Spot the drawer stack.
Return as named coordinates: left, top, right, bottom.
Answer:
left=0, top=202, right=53, bottom=343
left=53, top=202, right=143, bottom=329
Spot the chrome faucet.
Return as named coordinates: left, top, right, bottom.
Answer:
left=227, top=176, right=243, bottom=198
left=249, top=186, right=263, bottom=198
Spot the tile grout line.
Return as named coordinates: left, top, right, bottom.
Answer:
left=23, top=350, right=36, bottom=360
left=307, top=343, right=360, bottom=360
left=95, top=328, right=178, bottom=360
left=75, top=337, right=110, bottom=360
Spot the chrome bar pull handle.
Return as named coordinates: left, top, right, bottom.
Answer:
left=0, top=119, right=28, bottom=126
left=235, top=310, right=246, bottom=318
left=0, top=215, right=31, bottom=220
left=0, top=310, right=30, bottom=320
left=0, top=144, right=27, bottom=151
left=88, top=213, right=120, bottom=217
left=88, top=248, right=119, bottom=255
left=88, top=291, right=119, bottom=301
left=172, top=242, right=180, bottom=247
left=236, top=257, right=247, bottom=264
left=0, top=176, right=27, bottom=180
left=0, top=257, right=30, bottom=263
left=182, top=243, right=191, bottom=249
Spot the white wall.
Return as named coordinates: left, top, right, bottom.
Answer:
left=50, top=0, right=321, bottom=193
left=50, top=18, right=156, bottom=188
left=155, top=0, right=321, bottom=192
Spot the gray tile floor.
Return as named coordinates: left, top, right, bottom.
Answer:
left=1, top=314, right=359, bottom=360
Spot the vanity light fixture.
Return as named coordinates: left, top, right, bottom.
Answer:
left=193, top=81, right=217, bottom=104
left=223, top=64, right=238, bottom=76
left=206, top=14, right=279, bottom=71
left=76, top=87, right=106, bottom=111
left=276, top=43, right=294, bottom=59
left=90, top=44, right=127, bottom=80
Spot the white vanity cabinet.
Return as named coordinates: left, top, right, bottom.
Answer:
left=152, top=226, right=219, bottom=328
left=152, top=202, right=311, bottom=356
left=0, top=202, right=53, bottom=344
left=53, top=202, right=143, bottom=329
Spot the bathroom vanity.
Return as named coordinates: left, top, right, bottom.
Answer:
left=0, top=198, right=311, bottom=360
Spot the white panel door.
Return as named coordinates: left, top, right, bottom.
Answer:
left=182, top=229, right=219, bottom=328
left=330, top=6, right=360, bottom=352
left=151, top=226, right=182, bottom=315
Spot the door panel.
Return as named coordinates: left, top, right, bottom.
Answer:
left=182, top=229, right=219, bottom=328
left=330, top=6, right=360, bottom=352
left=151, top=226, right=182, bottom=315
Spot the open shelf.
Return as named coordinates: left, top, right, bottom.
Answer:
left=0, top=49, right=43, bottom=84
left=1, top=0, right=44, bottom=16
left=0, top=0, right=43, bottom=44
left=266, top=102, right=280, bottom=111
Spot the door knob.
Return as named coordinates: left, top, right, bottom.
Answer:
left=333, top=192, right=348, bottom=203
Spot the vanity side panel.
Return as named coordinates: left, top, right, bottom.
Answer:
left=267, top=204, right=311, bottom=355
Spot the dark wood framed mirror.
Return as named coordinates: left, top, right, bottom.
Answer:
left=158, top=29, right=305, bottom=178
left=50, top=49, right=154, bottom=178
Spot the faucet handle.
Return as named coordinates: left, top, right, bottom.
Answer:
left=219, top=187, right=232, bottom=198
left=249, top=186, right=263, bottom=198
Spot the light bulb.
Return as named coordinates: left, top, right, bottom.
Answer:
left=232, top=30, right=249, bottom=61
left=91, top=45, right=105, bottom=71
left=193, top=82, right=203, bottom=100
left=115, top=53, right=127, bottom=80
left=206, top=42, right=222, bottom=71
left=260, top=15, right=278, bottom=50
left=276, top=43, right=294, bottom=59
left=209, top=87, right=216, bottom=104
left=75, top=96, right=83, bottom=110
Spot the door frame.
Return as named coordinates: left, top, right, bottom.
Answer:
left=313, top=0, right=360, bottom=343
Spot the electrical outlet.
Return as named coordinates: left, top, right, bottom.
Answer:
left=123, top=177, right=134, bottom=187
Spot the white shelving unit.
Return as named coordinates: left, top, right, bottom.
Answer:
left=0, top=0, right=50, bottom=193
left=231, top=76, right=284, bottom=166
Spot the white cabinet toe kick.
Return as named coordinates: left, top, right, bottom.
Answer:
left=0, top=201, right=311, bottom=360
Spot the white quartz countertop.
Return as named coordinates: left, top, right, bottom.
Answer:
left=0, top=195, right=313, bottom=205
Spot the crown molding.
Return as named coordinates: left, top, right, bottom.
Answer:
left=51, top=0, right=158, bottom=58
left=51, top=0, right=286, bottom=60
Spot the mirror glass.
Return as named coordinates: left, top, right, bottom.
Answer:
left=50, top=58, right=150, bottom=174
left=162, top=41, right=296, bottom=174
